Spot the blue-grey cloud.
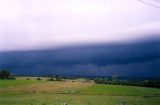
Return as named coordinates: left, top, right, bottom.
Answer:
left=0, top=37, right=160, bottom=77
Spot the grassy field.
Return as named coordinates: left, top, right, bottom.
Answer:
left=0, top=79, right=42, bottom=88
left=79, top=84, right=160, bottom=96
left=0, top=77, right=160, bottom=105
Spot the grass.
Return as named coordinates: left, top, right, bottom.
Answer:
left=0, top=80, right=38, bottom=88
left=79, top=84, right=160, bottom=96
left=0, top=77, right=160, bottom=105
left=0, top=77, right=45, bottom=88
left=0, top=93, right=160, bottom=105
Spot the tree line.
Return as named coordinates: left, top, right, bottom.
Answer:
left=1, top=70, right=159, bottom=88
left=94, top=77, right=160, bottom=88
left=0, top=70, right=15, bottom=79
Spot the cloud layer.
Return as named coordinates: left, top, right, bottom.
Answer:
left=0, top=38, right=160, bottom=77
left=0, top=0, right=160, bottom=51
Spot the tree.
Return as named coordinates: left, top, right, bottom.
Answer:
left=0, top=70, right=10, bottom=79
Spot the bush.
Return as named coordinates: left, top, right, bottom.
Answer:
left=94, top=78, right=105, bottom=84
left=36, top=77, right=41, bottom=80
left=26, top=78, right=29, bottom=80
left=47, top=77, right=54, bottom=81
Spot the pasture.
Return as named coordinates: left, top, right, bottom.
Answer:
left=0, top=77, right=160, bottom=105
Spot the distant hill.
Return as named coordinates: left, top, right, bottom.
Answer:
left=0, top=37, right=160, bottom=77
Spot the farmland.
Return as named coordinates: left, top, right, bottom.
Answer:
left=0, top=77, right=160, bottom=105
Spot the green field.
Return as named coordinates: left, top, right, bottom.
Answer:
left=0, top=79, right=41, bottom=88
left=79, top=84, right=160, bottom=96
left=0, top=77, right=160, bottom=105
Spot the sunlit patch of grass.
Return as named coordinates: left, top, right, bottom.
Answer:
left=0, top=80, right=39, bottom=88
left=79, top=84, right=160, bottom=96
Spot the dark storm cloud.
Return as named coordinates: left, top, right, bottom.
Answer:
left=0, top=38, right=160, bottom=77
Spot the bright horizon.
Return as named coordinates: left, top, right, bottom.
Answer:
left=0, top=0, right=160, bottom=51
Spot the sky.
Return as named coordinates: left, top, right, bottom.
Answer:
left=0, top=0, right=160, bottom=51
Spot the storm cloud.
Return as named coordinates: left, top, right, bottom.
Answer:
left=0, top=38, right=160, bottom=77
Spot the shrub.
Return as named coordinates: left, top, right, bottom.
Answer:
left=26, top=78, right=29, bottom=80
left=47, top=77, right=54, bottom=81
left=36, top=77, right=41, bottom=80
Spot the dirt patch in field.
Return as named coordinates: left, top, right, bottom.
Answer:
left=0, top=81, right=93, bottom=94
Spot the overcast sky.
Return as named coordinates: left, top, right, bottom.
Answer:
left=0, top=0, right=160, bottom=51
